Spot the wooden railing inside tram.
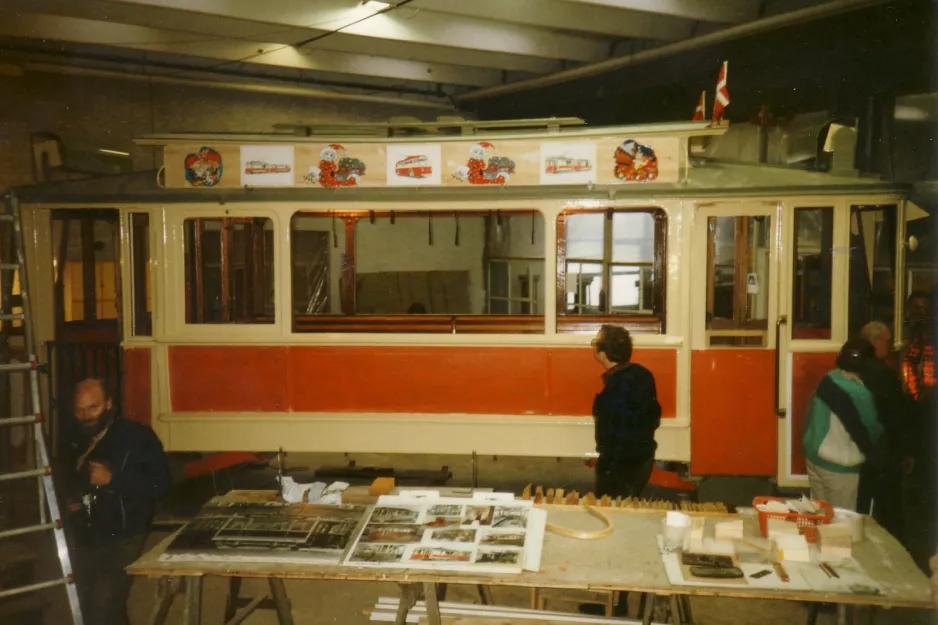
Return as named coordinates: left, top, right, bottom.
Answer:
left=290, top=314, right=662, bottom=335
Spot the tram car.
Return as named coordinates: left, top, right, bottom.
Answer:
left=8, top=117, right=924, bottom=488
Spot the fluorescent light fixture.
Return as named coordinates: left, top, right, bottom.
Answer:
left=98, top=148, right=130, bottom=156
left=363, top=1, right=391, bottom=9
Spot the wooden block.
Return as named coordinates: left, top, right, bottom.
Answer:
left=535, top=486, right=544, bottom=500
left=776, top=533, right=811, bottom=562
left=600, top=495, right=611, bottom=507
left=554, top=488, right=564, bottom=503
left=817, top=522, right=852, bottom=539
left=522, top=484, right=532, bottom=500
left=369, top=477, right=396, bottom=496
left=767, top=517, right=800, bottom=539
left=546, top=488, right=555, bottom=504
left=585, top=492, right=596, bottom=506
left=818, top=523, right=853, bottom=558
left=714, top=519, right=744, bottom=541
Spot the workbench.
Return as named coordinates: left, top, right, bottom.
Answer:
left=128, top=498, right=933, bottom=625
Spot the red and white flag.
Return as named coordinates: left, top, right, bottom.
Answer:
left=711, top=61, right=729, bottom=125
left=692, top=90, right=706, bottom=121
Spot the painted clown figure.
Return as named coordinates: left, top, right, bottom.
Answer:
left=462, top=141, right=507, bottom=185
left=613, top=140, right=659, bottom=182
left=317, top=143, right=359, bottom=188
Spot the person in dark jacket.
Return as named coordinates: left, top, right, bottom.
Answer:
left=591, top=324, right=662, bottom=499
left=65, top=378, right=171, bottom=625
left=857, top=322, right=915, bottom=542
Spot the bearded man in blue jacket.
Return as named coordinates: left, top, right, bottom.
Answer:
left=65, top=378, right=171, bottom=625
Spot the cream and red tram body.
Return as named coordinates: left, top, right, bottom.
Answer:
left=15, top=120, right=913, bottom=487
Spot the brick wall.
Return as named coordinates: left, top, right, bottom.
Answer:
left=0, top=68, right=442, bottom=192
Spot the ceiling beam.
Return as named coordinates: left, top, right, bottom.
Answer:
left=335, top=9, right=611, bottom=62
left=456, top=0, right=895, bottom=101
left=10, top=0, right=568, bottom=74
left=405, top=0, right=694, bottom=41
left=17, top=61, right=455, bottom=110
left=554, top=0, right=762, bottom=23
left=0, top=12, right=503, bottom=87
left=17, top=0, right=610, bottom=63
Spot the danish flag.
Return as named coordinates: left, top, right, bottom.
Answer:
left=692, top=90, right=706, bottom=122
left=711, top=61, right=729, bottom=125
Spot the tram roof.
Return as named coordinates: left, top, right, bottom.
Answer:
left=13, top=158, right=908, bottom=206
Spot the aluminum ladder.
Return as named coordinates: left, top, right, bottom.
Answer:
left=0, top=191, right=83, bottom=624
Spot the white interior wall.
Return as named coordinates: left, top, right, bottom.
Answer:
left=356, top=215, right=485, bottom=313
left=292, top=212, right=550, bottom=315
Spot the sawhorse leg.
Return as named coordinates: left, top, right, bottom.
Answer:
left=147, top=576, right=202, bottom=625
left=223, top=576, right=294, bottom=625
left=394, top=582, right=442, bottom=625
left=806, top=603, right=866, bottom=625
left=269, top=578, right=295, bottom=625
left=224, top=577, right=242, bottom=623
left=183, top=576, right=203, bottom=625
left=147, top=576, right=181, bottom=625
left=638, top=592, right=694, bottom=625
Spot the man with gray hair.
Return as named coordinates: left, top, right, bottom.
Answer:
left=857, top=322, right=914, bottom=542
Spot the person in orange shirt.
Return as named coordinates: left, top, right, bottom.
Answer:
left=902, top=291, right=934, bottom=402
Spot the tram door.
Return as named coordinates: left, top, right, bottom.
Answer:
left=778, top=202, right=903, bottom=487
left=689, top=203, right=780, bottom=476
left=48, top=209, right=123, bottom=454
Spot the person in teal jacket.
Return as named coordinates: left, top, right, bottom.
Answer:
left=803, top=338, right=884, bottom=511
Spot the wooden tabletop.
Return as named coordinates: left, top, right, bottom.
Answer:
left=128, top=503, right=933, bottom=610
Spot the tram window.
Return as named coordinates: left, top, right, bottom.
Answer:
left=848, top=205, right=898, bottom=338
left=290, top=211, right=545, bottom=333
left=558, top=209, right=665, bottom=334
left=291, top=214, right=346, bottom=316
left=129, top=213, right=152, bottom=336
left=705, top=215, right=771, bottom=347
left=791, top=208, right=833, bottom=340
left=183, top=218, right=274, bottom=324
left=51, top=210, right=121, bottom=329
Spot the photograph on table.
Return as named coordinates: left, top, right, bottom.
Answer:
left=359, top=524, right=424, bottom=544
left=464, top=506, right=494, bottom=525
left=371, top=506, right=421, bottom=524
left=350, top=543, right=406, bottom=563
left=480, top=530, right=526, bottom=547
left=427, top=504, right=463, bottom=517
left=160, top=497, right=368, bottom=564
left=475, top=549, right=521, bottom=565
left=492, top=506, right=528, bottom=528
left=342, top=495, right=546, bottom=573
left=429, top=528, right=477, bottom=543
left=410, top=547, right=473, bottom=563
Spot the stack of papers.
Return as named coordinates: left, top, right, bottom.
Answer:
left=776, top=534, right=810, bottom=562
left=714, top=519, right=744, bottom=541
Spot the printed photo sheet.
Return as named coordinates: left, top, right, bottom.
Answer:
left=159, top=498, right=368, bottom=564
left=344, top=496, right=544, bottom=573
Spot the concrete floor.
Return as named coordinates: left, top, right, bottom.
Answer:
left=7, top=452, right=938, bottom=624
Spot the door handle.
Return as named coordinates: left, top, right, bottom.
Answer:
left=775, top=315, right=788, bottom=418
